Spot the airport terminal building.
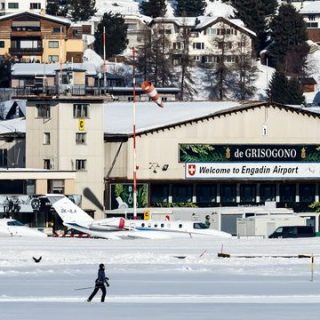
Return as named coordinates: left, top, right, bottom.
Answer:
left=2, top=98, right=320, bottom=225
left=105, top=102, right=320, bottom=214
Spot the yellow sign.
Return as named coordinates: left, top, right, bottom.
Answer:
left=79, top=118, right=85, bottom=131
left=144, top=209, right=151, bottom=220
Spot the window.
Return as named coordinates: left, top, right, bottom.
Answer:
left=172, top=184, right=192, bottom=203
left=0, top=149, right=7, bottom=167
left=53, top=27, right=61, bottom=33
left=196, top=184, right=217, bottom=207
left=8, top=2, right=19, bottom=9
left=0, top=41, right=4, bottom=48
left=73, top=104, right=89, bottom=118
left=193, top=42, right=204, bottom=50
left=48, top=41, right=59, bottom=48
left=36, top=104, right=50, bottom=118
left=306, top=22, right=318, bottom=28
left=76, top=132, right=86, bottom=144
left=43, top=132, right=50, bottom=145
left=43, top=159, right=51, bottom=169
left=30, top=2, right=41, bottom=9
left=48, top=180, right=64, bottom=194
left=260, top=184, right=276, bottom=202
left=75, top=159, right=87, bottom=171
left=308, top=15, right=316, bottom=21
left=48, top=55, right=59, bottom=63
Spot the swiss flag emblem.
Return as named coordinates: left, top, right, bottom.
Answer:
left=188, top=164, right=196, bottom=176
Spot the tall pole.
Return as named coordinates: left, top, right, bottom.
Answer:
left=132, top=47, right=137, bottom=220
left=103, top=27, right=107, bottom=93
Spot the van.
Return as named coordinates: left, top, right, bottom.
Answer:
left=268, top=226, right=315, bottom=238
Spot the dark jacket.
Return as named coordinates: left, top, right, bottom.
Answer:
left=96, top=269, right=109, bottom=286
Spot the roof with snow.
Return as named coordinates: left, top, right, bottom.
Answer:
left=11, top=63, right=97, bottom=76
left=0, top=11, right=71, bottom=25
left=150, top=16, right=256, bottom=37
left=298, top=1, right=320, bottom=14
left=3, top=101, right=320, bottom=137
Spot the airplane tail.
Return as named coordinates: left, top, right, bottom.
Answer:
left=51, top=196, right=94, bottom=227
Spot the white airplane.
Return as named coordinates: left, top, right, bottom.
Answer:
left=48, top=195, right=232, bottom=240
left=0, top=218, right=47, bottom=238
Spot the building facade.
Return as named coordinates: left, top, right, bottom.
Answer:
left=149, top=16, right=256, bottom=65
left=0, top=0, right=46, bottom=16
left=0, top=11, right=84, bottom=63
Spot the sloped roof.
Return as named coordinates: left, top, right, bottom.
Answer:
left=2, top=101, right=320, bottom=138
left=150, top=16, right=256, bottom=37
left=0, top=11, right=71, bottom=25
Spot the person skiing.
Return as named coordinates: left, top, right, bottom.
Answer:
left=87, top=263, right=110, bottom=302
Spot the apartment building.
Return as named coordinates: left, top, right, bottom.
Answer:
left=0, top=0, right=46, bottom=16
left=0, top=11, right=84, bottom=63
left=149, top=16, right=256, bottom=65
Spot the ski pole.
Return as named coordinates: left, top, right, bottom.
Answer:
left=74, top=286, right=94, bottom=291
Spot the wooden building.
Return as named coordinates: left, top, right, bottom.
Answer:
left=0, top=11, right=85, bottom=63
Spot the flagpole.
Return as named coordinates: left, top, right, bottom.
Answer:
left=103, top=26, right=107, bottom=93
left=132, top=47, right=137, bottom=220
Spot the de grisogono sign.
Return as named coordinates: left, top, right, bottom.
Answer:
left=180, top=144, right=320, bottom=179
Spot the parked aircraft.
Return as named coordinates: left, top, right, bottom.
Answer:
left=48, top=195, right=232, bottom=239
left=0, top=218, right=47, bottom=238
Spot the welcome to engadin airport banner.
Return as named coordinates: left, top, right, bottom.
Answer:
left=185, top=163, right=320, bottom=179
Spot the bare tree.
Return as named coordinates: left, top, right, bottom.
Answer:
left=204, top=23, right=235, bottom=100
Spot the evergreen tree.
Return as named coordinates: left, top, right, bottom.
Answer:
left=94, top=12, right=128, bottom=59
left=268, top=71, right=304, bottom=105
left=228, top=0, right=268, bottom=55
left=0, top=57, right=13, bottom=88
left=175, top=0, right=207, bottom=17
left=69, top=0, right=96, bottom=21
left=269, top=4, right=308, bottom=73
left=46, top=0, right=68, bottom=16
left=139, top=0, right=167, bottom=18
left=46, top=1, right=59, bottom=15
left=287, top=77, right=305, bottom=105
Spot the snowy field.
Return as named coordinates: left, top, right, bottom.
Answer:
left=1, top=237, right=320, bottom=319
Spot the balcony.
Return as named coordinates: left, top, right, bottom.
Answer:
left=9, top=47, right=43, bottom=55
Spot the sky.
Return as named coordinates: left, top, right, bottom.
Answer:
left=1, top=236, right=320, bottom=319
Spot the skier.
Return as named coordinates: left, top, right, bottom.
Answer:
left=87, top=263, right=110, bottom=302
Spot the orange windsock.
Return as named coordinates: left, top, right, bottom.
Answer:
left=141, top=81, right=164, bottom=108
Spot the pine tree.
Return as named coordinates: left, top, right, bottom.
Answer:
left=175, top=0, right=207, bottom=17
left=0, top=56, right=12, bottom=88
left=269, top=4, right=308, bottom=73
left=228, top=0, right=268, bottom=55
left=94, top=12, right=128, bottom=59
left=69, top=0, right=96, bottom=21
left=268, top=71, right=304, bottom=105
left=287, top=77, right=305, bottom=105
left=139, top=0, right=167, bottom=18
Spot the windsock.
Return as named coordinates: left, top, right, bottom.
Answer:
left=141, top=81, right=164, bottom=108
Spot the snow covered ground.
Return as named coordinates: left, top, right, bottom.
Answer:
left=1, top=237, right=320, bottom=319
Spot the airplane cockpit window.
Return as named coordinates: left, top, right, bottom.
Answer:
left=193, top=222, right=209, bottom=229
left=7, top=220, right=24, bottom=226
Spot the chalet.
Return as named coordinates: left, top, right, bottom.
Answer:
left=149, top=16, right=256, bottom=65
left=0, top=11, right=85, bottom=63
